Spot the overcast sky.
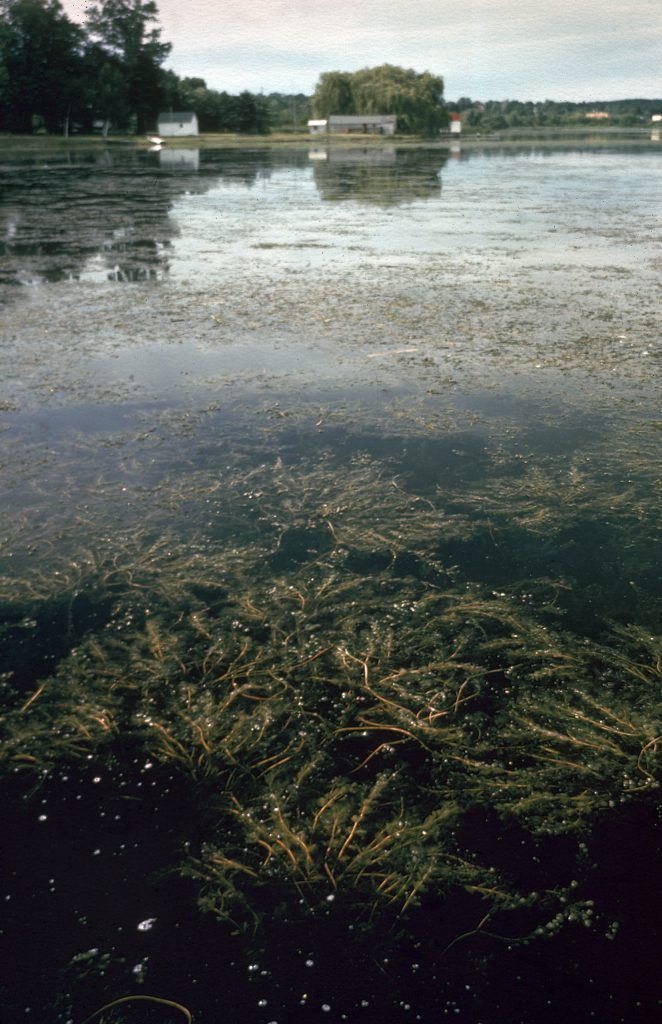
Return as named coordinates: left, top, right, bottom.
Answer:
left=62, top=0, right=662, bottom=100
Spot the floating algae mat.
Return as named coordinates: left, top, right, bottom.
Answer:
left=0, top=141, right=660, bottom=1022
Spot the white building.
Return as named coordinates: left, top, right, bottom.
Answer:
left=157, top=112, right=199, bottom=137
left=308, top=115, right=397, bottom=135
left=329, top=115, right=397, bottom=135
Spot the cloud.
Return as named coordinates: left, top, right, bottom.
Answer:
left=60, top=0, right=662, bottom=99
left=154, top=0, right=659, bottom=53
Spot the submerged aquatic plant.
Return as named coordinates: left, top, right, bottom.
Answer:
left=0, top=450, right=659, bottom=941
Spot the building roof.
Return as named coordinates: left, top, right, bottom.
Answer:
left=158, top=112, right=197, bottom=123
left=328, top=115, right=396, bottom=125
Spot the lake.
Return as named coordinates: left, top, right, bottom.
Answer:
left=0, top=139, right=660, bottom=1023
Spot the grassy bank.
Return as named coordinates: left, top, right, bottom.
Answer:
left=1, top=126, right=657, bottom=153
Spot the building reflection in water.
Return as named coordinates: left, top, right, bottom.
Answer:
left=159, top=148, right=201, bottom=172
left=309, top=146, right=448, bottom=206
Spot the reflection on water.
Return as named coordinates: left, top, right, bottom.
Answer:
left=0, top=149, right=296, bottom=289
left=0, top=139, right=661, bottom=1024
left=4, top=141, right=656, bottom=294
left=159, top=147, right=201, bottom=171
left=0, top=148, right=451, bottom=290
left=310, top=146, right=446, bottom=204
left=0, top=150, right=183, bottom=286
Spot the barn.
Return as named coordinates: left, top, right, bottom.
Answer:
left=309, top=115, right=397, bottom=135
left=328, top=115, right=397, bottom=135
left=157, top=112, right=199, bottom=137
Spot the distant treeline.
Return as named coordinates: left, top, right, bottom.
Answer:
left=0, top=0, right=286, bottom=135
left=167, top=81, right=312, bottom=135
left=446, top=97, right=662, bottom=132
left=1, top=2, right=660, bottom=137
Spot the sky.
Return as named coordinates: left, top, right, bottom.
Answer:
left=62, top=0, right=662, bottom=101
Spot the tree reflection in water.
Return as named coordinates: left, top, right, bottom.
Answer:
left=311, top=147, right=448, bottom=205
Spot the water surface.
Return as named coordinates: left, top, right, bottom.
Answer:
left=0, top=141, right=660, bottom=1024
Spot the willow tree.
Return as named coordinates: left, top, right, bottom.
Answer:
left=312, top=70, right=355, bottom=118
left=312, top=64, right=448, bottom=135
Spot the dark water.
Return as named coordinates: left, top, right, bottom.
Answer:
left=0, top=141, right=661, bottom=1023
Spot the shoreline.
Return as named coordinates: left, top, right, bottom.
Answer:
left=0, top=126, right=658, bottom=151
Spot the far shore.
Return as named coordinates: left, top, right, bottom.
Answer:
left=0, top=126, right=657, bottom=152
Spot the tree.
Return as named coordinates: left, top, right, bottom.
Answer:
left=312, top=64, right=448, bottom=135
left=312, top=71, right=355, bottom=118
left=83, top=46, right=131, bottom=133
left=85, top=0, right=171, bottom=132
left=266, top=92, right=312, bottom=132
left=0, top=0, right=85, bottom=133
left=153, top=73, right=272, bottom=134
left=0, top=13, right=12, bottom=125
left=235, top=90, right=270, bottom=134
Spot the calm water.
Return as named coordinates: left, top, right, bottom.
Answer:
left=0, top=141, right=661, bottom=1023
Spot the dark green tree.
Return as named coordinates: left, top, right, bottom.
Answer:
left=0, top=13, right=11, bottom=124
left=0, top=0, right=86, bottom=133
left=83, top=46, right=131, bottom=134
left=85, top=0, right=171, bottom=132
left=235, top=90, right=270, bottom=134
left=172, top=76, right=222, bottom=131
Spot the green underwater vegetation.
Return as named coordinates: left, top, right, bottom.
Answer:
left=1, top=440, right=659, bottom=950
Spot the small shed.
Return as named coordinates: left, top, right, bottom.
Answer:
left=157, top=112, right=199, bottom=137
left=328, top=115, right=397, bottom=135
left=450, top=113, right=462, bottom=135
left=308, top=119, right=328, bottom=135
